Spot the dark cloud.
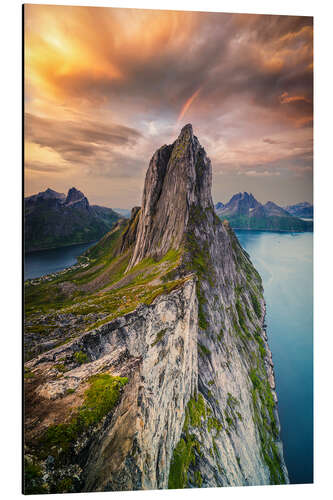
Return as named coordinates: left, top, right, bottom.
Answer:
left=25, top=113, right=143, bottom=166
left=26, top=161, right=67, bottom=173
left=86, top=150, right=146, bottom=179
left=263, top=138, right=282, bottom=145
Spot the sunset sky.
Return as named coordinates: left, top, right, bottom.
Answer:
left=24, top=4, right=313, bottom=208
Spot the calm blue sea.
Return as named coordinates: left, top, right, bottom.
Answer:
left=235, top=230, right=313, bottom=484
left=24, top=241, right=96, bottom=280
left=24, top=231, right=313, bottom=484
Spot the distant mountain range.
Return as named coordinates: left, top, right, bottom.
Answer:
left=284, top=202, right=313, bottom=219
left=215, top=192, right=313, bottom=232
left=25, top=187, right=121, bottom=252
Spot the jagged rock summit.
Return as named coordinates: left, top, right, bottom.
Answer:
left=129, top=124, right=212, bottom=269
left=24, top=125, right=289, bottom=493
left=221, top=192, right=261, bottom=216
left=65, top=187, right=88, bottom=206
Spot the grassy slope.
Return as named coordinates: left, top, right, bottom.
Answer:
left=24, top=218, right=186, bottom=351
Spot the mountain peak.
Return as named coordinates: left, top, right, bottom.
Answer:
left=65, top=187, right=86, bottom=205
left=264, top=201, right=290, bottom=217
left=215, top=192, right=312, bottom=230
left=220, top=191, right=261, bottom=216
left=25, top=188, right=66, bottom=203
left=178, top=122, right=193, bottom=139
left=41, top=188, right=65, bottom=199
left=127, top=125, right=212, bottom=269
left=284, top=202, right=313, bottom=218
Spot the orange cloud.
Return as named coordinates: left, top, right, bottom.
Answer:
left=25, top=5, right=198, bottom=109
left=24, top=5, right=313, bottom=206
left=279, top=92, right=311, bottom=105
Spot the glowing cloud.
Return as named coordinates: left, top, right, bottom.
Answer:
left=279, top=92, right=311, bottom=104
left=24, top=5, right=313, bottom=206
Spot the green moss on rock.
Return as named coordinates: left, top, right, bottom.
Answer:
left=168, top=394, right=206, bottom=489
left=39, top=374, right=128, bottom=459
left=74, top=351, right=88, bottom=365
left=249, top=367, right=285, bottom=484
left=151, top=328, right=167, bottom=347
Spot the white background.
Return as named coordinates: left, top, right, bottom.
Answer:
left=0, top=0, right=331, bottom=499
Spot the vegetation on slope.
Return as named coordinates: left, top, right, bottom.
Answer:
left=168, top=393, right=224, bottom=488
left=24, top=374, right=128, bottom=494
left=223, top=223, right=286, bottom=484
left=24, top=213, right=188, bottom=492
left=168, top=211, right=285, bottom=487
left=41, top=374, right=128, bottom=455
left=24, top=217, right=185, bottom=359
left=25, top=201, right=120, bottom=252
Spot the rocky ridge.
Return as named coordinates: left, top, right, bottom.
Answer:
left=284, top=201, right=313, bottom=218
left=215, top=192, right=313, bottom=232
left=24, top=125, right=288, bottom=493
left=24, top=187, right=120, bottom=252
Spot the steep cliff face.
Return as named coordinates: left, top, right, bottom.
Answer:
left=24, top=125, right=288, bottom=493
left=25, top=279, right=198, bottom=492
left=128, top=125, right=211, bottom=269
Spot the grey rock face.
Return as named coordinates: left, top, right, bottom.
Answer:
left=26, top=280, right=198, bottom=491
left=118, top=206, right=141, bottom=255
left=128, top=124, right=212, bottom=269
left=126, top=124, right=288, bottom=487
left=24, top=125, right=289, bottom=492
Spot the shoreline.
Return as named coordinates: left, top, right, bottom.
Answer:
left=232, top=227, right=313, bottom=233
left=24, top=238, right=98, bottom=255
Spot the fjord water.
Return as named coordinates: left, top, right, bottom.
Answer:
left=235, top=230, right=313, bottom=484
left=24, top=241, right=96, bottom=280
